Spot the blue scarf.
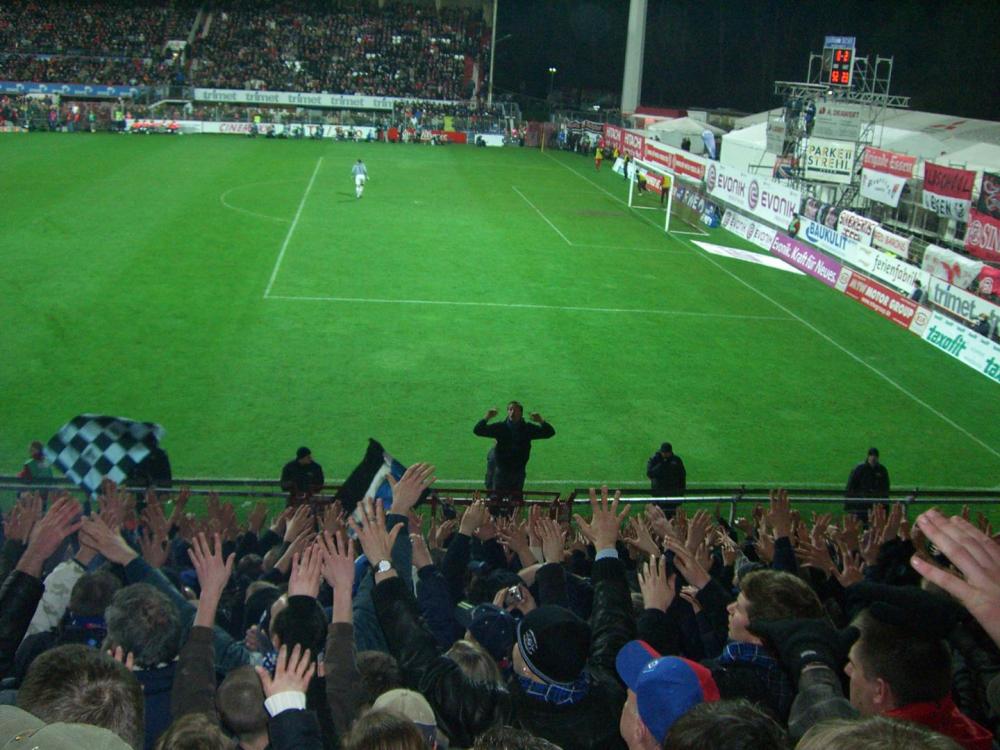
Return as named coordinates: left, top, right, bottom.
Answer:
left=517, top=672, right=590, bottom=706
left=718, top=641, right=793, bottom=714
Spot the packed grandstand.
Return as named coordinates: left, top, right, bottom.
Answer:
left=3, top=2, right=1000, bottom=750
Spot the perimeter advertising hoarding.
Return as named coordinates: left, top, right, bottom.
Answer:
left=642, top=139, right=707, bottom=181
left=871, top=226, right=912, bottom=259
left=768, top=234, right=843, bottom=288
left=799, top=218, right=923, bottom=292
left=842, top=271, right=926, bottom=332
left=705, top=162, right=801, bottom=229
left=921, top=311, right=1000, bottom=385
left=720, top=211, right=777, bottom=251
left=837, top=210, right=878, bottom=246
left=193, top=88, right=397, bottom=110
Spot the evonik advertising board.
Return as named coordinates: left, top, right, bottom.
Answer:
left=705, top=162, right=801, bottom=228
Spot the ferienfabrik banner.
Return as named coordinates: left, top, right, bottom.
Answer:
left=860, top=147, right=915, bottom=208
left=965, top=209, right=1000, bottom=262
left=922, top=162, right=975, bottom=221
left=704, top=162, right=801, bottom=228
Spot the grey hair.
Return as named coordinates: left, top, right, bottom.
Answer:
left=105, top=583, right=182, bottom=668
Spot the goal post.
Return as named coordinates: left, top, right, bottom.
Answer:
left=626, top=158, right=674, bottom=233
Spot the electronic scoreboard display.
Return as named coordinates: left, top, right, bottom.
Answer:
left=823, top=35, right=856, bottom=87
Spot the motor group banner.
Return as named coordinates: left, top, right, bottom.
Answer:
left=837, top=210, right=879, bottom=245
left=977, top=172, right=1000, bottom=220
left=921, top=311, right=1000, bottom=385
left=842, top=271, right=926, bottom=332
left=871, top=226, right=912, bottom=258
left=964, top=209, right=1000, bottom=262
left=811, top=102, right=863, bottom=141
left=705, top=162, right=801, bottom=228
left=922, top=162, right=975, bottom=221
left=922, top=243, right=984, bottom=290
left=860, top=168, right=907, bottom=207
left=804, top=138, right=856, bottom=183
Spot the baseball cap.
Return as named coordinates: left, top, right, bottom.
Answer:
left=615, top=641, right=720, bottom=743
left=0, top=706, right=132, bottom=750
left=867, top=447, right=879, bottom=457
left=467, top=604, right=515, bottom=667
left=372, top=689, right=438, bottom=748
left=296, top=447, right=312, bottom=459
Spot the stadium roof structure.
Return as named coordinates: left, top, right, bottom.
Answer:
left=722, top=107, right=1000, bottom=175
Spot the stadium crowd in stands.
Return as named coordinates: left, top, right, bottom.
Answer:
left=0, top=0, right=488, bottom=101
left=1, top=463, right=998, bottom=750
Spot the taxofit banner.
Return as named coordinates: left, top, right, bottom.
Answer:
left=921, top=311, right=1000, bottom=385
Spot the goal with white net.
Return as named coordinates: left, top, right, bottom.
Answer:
left=626, top=158, right=674, bottom=233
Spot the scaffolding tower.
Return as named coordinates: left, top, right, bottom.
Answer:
left=762, top=40, right=910, bottom=209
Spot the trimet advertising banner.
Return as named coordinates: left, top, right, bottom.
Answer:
left=192, top=88, right=397, bottom=111
left=921, top=311, right=1000, bottom=384
left=803, top=138, right=855, bottom=184
left=705, top=162, right=801, bottom=228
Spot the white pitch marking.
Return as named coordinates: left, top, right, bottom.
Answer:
left=511, top=186, right=571, bottom=245
left=678, top=235, right=1000, bottom=460
left=263, top=157, right=323, bottom=298
left=265, top=294, right=793, bottom=320
left=219, top=179, right=299, bottom=224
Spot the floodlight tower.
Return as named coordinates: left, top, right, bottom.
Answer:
left=621, top=0, right=647, bottom=114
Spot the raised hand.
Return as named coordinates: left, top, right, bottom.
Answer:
left=685, top=509, right=714, bottom=554
left=387, top=463, right=436, bottom=515
left=256, top=644, right=316, bottom=697
left=288, top=542, right=324, bottom=599
left=537, top=517, right=566, bottom=564
left=765, top=489, right=792, bottom=540
left=18, top=494, right=83, bottom=578
left=166, top=486, right=190, bottom=530
left=638, top=555, right=675, bottom=612
left=318, top=530, right=355, bottom=590
left=665, top=538, right=711, bottom=589
left=410, top=532, right=433, bottom=570
left=625, top=516, right=660, bottom=558
left=284, top=505, right=314, bottom=543
left=431, top=518, right=457, bottom=550
left=459, top=498, right=489, bottom=537
left=679, top=585, right=702, bottom=614
left=644, top=504, right=671, bottom=542
left=910, top=509, right=1000, bottom=647
left=348, top=498, right=402, bottom=575
left=574, top=486, right=629, bottom=551
left=529, top=412, right=544, bottom=424
left=484, top=407, right=499, bottom=420
left=189, top=532, right=235, bottom=627
left=247, top=501, right=268, bottom=535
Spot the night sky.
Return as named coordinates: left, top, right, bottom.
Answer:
left=493, top=0, right=1000, bottom=120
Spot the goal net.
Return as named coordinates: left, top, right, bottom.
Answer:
left=625, top=158, right=674, bottom=232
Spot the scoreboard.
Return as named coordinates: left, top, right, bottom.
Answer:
left=823, top=35, right=856, bottom=87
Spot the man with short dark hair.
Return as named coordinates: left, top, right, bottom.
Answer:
left=17, top=643, right=145, bottom=750
left=844, top=611, right=993, bottom=750
left=217, top=666, right=269, bottom=750
left=280, top=447, right=325, bottom=502
left=845, top=447, right=890, bottom=517
left=104, top=583, right=184, bottom=749
left=663, top=698, right=790, bottom=750
left=646, top=442, right=685, bottom=513
left=474, top=402, right=554, bottom=496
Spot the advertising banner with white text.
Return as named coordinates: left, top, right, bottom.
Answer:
left=837, top=210, right=879, bottom=245
left=721, top=210, right=778, bottom=251
left=842, top=271, right=925, bottom=331
left=804, top=138, right=855, bottom=183
left=705, top=162, right=801, bottom=228
left=921, top=311, right=1000, bottom=385
left=964, top=209, right=1000, bottom=262
left=921, top=162, right=975, bottom=221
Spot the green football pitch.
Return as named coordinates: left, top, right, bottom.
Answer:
left=1, top=133, right=998, bottom=499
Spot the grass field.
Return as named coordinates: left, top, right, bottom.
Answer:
left=1, top=133, right=998, bottom=504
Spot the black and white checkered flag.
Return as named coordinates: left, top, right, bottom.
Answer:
left=44, top=414, right=165, bottom=496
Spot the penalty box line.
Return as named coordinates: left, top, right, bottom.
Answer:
left=263, top=156, right=324, bottom=299
left=511, top=185, right=692, bottom=252
left=265, top=294, right=792, bottom=321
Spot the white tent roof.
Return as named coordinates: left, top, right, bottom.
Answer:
left=646, top=116, right=726, bottom=136
left=721, top=106, right=1000, bottom=174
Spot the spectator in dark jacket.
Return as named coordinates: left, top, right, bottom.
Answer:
left=646, top=442, right=686, bottom=513
left=474, top=402, right=555, bottom=495
left=845, top=447, right=890, bottom=517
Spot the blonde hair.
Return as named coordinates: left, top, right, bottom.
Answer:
left=344, top=708, right=427, bottom=750
left=797, top=717, right=962, bottom=750
left=446, top=639, right=503, bottom=685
